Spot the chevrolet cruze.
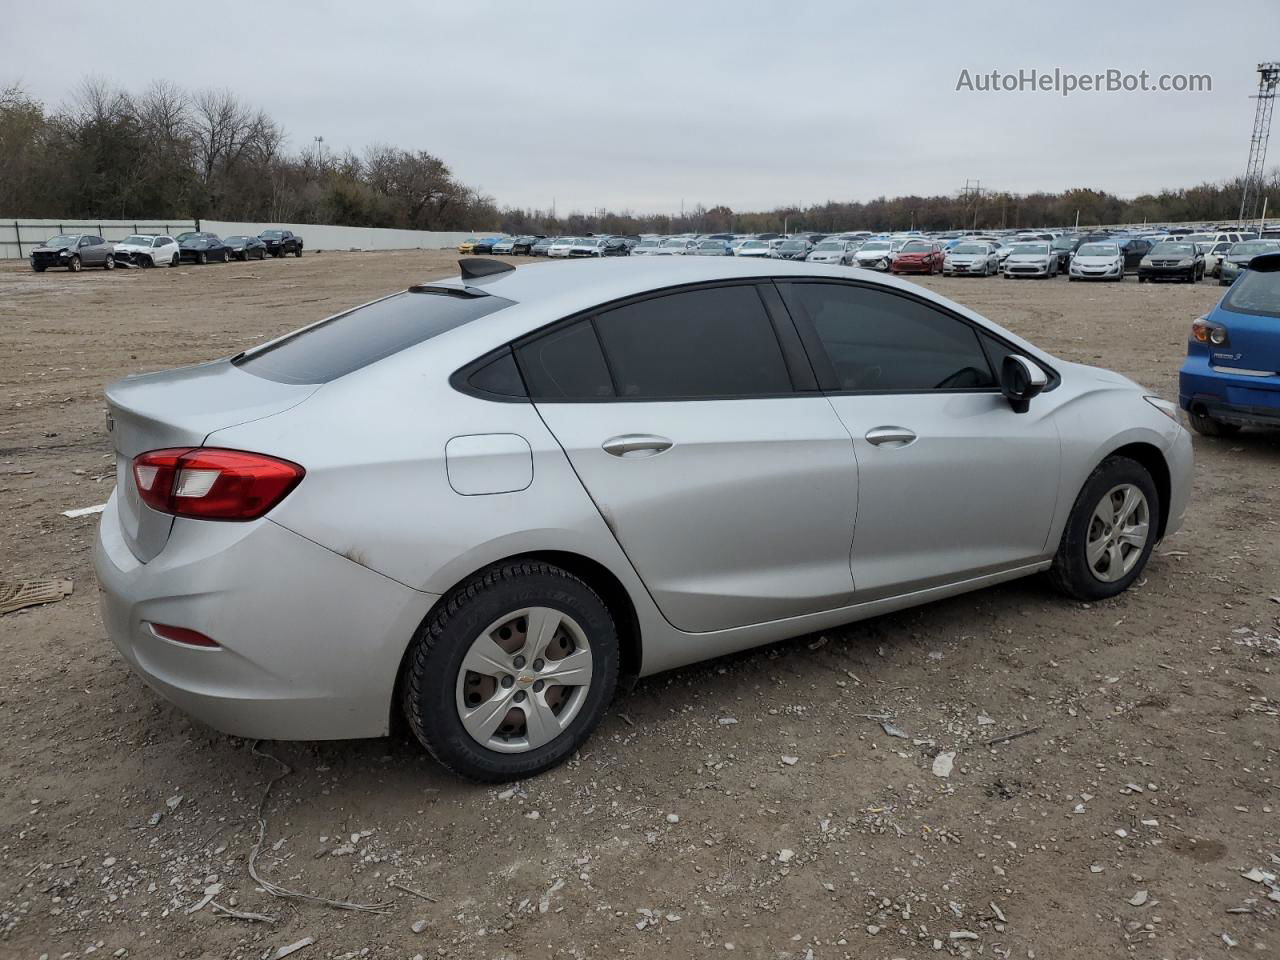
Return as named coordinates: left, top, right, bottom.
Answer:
left=95, top=257, right=1193, bottom=781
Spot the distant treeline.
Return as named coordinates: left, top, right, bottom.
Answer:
left=1, top=79, right=1274, bottom=235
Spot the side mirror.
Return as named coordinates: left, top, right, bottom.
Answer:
left=1001, top=355, right=1048, bottom=414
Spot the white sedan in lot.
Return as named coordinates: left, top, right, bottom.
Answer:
left=547, top=237, right=578, bottom=258
left=95, top=256, right=1192, bottom=782
left=1068, top=242, right=1125, bottom=282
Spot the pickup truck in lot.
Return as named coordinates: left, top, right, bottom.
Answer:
left=259, top=229, right=304, bottom=257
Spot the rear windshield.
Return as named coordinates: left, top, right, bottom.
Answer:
left=235, top=290, right=514, bottom=384
left=1223, top=266, right=1280, bottom=319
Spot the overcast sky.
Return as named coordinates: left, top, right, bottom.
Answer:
left=7, top=2, right=1279, bottom=214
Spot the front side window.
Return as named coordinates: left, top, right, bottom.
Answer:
left=592, top=285, right=792, bottom=399
left=782, top=283, right=997, bottom=392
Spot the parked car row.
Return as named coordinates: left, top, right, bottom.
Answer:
left=29, top=229, right=304, bottom=271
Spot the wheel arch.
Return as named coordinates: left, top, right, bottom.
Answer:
left=1101, top=441, right=1172, bottom=540
left=390, top=549, right=644, bottom=734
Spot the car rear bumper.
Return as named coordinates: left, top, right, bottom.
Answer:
left=1179, top=357, right=1280, bottom=428
left=94, top=493, right=437, bottom=741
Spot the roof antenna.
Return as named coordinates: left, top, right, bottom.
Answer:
left=458, top=258, right=515, bottom=281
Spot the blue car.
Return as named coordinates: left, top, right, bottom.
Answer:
left=1179, top=251, right=1280, bottom=436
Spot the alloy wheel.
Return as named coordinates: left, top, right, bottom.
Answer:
left=1085, top=484, right=1150, bottom=582
left=455, top=607, right=593, bottom=753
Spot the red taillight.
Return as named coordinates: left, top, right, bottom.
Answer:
left=149, top=622, right=219, bottom=648
left=132, top=448, right=304, bottom=520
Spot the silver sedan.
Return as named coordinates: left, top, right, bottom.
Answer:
left=95, top=257, right=1193, bottom=781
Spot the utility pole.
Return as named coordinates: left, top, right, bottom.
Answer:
left=960, top=179, right=983, bottom=232
left=1239, top=62, right=1280, bottom=227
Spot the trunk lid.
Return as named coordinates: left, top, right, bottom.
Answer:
left=105, top=359, right=319, bottom=561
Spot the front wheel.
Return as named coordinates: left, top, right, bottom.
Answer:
left=402, top=561, right=620, bottom=782
left=68, top=255, right=81, bottom=272
left=1048, top=456, right=1159, bottom=601
left=295, top=247, right=303, bottom=257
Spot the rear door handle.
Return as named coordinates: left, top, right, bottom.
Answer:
left=602, top=434, right=673, bottom=458
left=865, top=426, right=917, bottom=447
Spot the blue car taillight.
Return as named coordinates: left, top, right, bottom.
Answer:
left=1191, top=317, right=1229, bottom=346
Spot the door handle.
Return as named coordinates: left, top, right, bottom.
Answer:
left=602, top=434, right=673, bottom=458
left=865, top=426, right=917, bottom=447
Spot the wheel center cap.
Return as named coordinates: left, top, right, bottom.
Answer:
left=516, top=674, right=535, bottom=686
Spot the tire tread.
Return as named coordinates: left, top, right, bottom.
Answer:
left=403, top=560, right=615, bottom=782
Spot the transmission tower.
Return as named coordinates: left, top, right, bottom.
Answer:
left=1238, top=62, right=1280, bottom=226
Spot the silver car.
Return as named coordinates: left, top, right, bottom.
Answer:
left=806, top=239, right=858, bottom=265
left=942, top=242, right=1000, bottom=277
left=95, top=257, right=1193, bottom=782
left=1003, top=241, right=1057, bottom=278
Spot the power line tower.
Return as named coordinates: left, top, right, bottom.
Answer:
left=1238, top=62, right=1280, bottom=226
left=959, top=180, right=983, bottom=231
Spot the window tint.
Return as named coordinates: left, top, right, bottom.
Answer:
left=784, top=283, right=997, bottom=392
left=466, top=348, right=527, bottom=398
left=516, top=320, right=614, bottom=399
left=592, top=285, right=792, bottom=398
left=1223, top=264, right=1280, bottom=318
left=236, top=290, right=513, bottom=384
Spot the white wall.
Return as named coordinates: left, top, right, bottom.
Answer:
left=0, top=218, right=197, bottom=259
left=1, top=217, right=493, bottom=258
left=200, top=220, right=489, bottom=253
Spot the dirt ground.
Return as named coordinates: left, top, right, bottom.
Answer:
left=1, top=251, right=1277, bottom=960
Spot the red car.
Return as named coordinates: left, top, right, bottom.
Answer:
left=890, top=240, right=944, bottom=275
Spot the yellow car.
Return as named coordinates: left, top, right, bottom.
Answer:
left=457, top=238, right=478, bottom=254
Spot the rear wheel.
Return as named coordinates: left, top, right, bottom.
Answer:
left=197, top=251, right=207, bottom=265
left=402, top=561, right=620, bottom=782
left=103, top=255, right=114, bottom=271
left=32, top=264, right=45, bottom=272
left=1048, top=456, right=1159, bottom=601
left=1189, top=409, right=1241, bottom=437
left=169, top=254, right=179, bottom=267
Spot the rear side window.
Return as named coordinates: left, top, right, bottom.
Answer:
left=783, top=282, right=996, bottom=392
left=1223, top=265, right=1280, bottom=318
left=236, top=290, right=513, bottom=384
left=592, top=285, right=792, bottom=398
left=516, top=320, right=614, bottom=399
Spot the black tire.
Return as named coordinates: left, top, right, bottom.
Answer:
left=294, top=247, right=303, bottom=257
left=68, top=255, right=81, bottom=272
left=141, top=255, right=154, bottom=269
left=1138, top=276, right=1147, bottom=283
left=402, top=560, right=620, bottom=782
left=1048, top=456, right=1160, bottom=601
left=1189, top=409, right=1241, bottom=437
left=169, top=254, right=179, bottom=267
left=103, top=255, right=114, bottom=271
left=197, top=251, right=207, bottom=265
left=32, top=264, right=45, bottom=272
